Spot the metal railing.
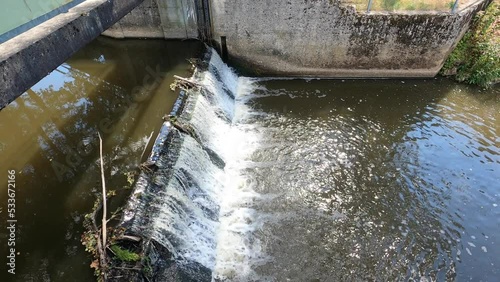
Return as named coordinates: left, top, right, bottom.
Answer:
left=342, top=0, right=480, bottom=13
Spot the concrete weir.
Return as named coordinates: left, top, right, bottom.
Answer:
left=0, top=0, right=145, bottom=109
left=210, top=0, right=490, bottom=78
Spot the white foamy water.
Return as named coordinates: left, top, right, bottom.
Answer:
left=144, top=49, right=268, bottom=281
left=204, top=51, right=270, bottom=281
left=151, top=136, right=224, bottom=269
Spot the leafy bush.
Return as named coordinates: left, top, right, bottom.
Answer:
left=441, top=1, right=500, bottom=87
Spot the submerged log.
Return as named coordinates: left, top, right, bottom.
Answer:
left=169, top=117, right=225, bottom=169
left=169, top=118, right=202, bottom=145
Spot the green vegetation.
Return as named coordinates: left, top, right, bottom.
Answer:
left=441, top=0, right=500, bottom=88
left=448, top=0, right=457, bottom=9
left=383, top=0, right=399, bottom=10
left=110, top=245, right=141, bottom=262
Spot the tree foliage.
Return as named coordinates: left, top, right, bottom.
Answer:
left=441, top=0, right=500, bottom=88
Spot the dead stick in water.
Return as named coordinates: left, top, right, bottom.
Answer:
left=173, top=75, right=200, bottom=86
left=98, top=132, right=108, bottom=281
left=139, top=131, right=154, bottom=163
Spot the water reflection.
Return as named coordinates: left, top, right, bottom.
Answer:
left=0, top=38, right=203, bottom=281
left=242, top=79, right=499, bottom=281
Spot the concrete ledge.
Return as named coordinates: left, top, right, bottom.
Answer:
left=102, top=0, right=165, bottom=39
left=230, top=52, right=442, bottom=78
left=0, top=0, right=144, bottom=110
left=211, top=0, right=489, bottom=78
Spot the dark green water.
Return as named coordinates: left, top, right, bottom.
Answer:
left=237, top=78, right=499, bottom=281
left=0, top=38, right=203, bottom=281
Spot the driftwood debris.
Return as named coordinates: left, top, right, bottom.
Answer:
left=119, top=235, right=141, bottom=243
left=169, top=117, right=202, bottom=144
left=82, top=134, right=146, bottom=281
left=139, top=131, right=155, bottom=164
left=170, top=75, right=200, bottom=91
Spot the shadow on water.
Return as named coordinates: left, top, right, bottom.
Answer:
left=0, top=38, right=203, bottom=282
left=246, top=78, right=499, bottom=281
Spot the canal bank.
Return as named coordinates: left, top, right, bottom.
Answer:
left=102, top=0, right=492, bottom=78
left=209, top=0, right=490, bottom=77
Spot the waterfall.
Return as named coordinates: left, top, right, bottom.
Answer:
left=121, top=49, right=267, bottom=281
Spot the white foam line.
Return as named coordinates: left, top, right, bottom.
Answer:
left=212, top=73, right=272, bottom=281
left=146, top=49, right=271, bottom=280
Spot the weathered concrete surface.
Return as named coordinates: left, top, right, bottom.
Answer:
left=210, top=0, right=489, bottom=77
left=0, top=0, right=144, bottom=110
left=103, top=0, right=198, bottom=39
left=102, top=0, right=164, bottom=38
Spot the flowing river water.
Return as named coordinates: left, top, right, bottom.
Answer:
left=122, top=50, right=499, bottom=282
left=0, top=41, right=499, bottom=281
left=236, top=78, right=499, bottom=281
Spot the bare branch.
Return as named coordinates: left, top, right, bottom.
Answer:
left=98, top=132, right=108, bottom=281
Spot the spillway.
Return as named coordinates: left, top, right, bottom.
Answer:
left=120, top=48, right=500, bottom=282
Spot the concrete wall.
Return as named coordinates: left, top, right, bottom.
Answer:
left=0, top=0, right=145, bottom=109
left=103, top=0, right=198, bottom=39
left=210, top=0, right=488, bottom=77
